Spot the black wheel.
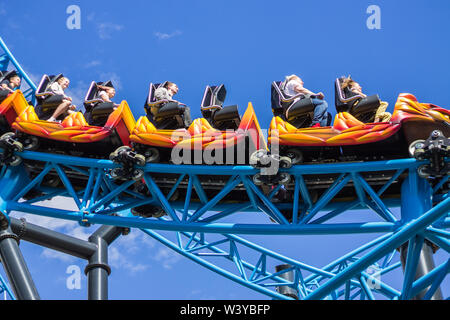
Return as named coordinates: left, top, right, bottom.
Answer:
left=252, top=173, right=263, bottom=186
left=145, top=148, right=160, bottom=163
left=278, top=173, right=290, bottom=185
left=24, top=136, right=39, bottom=151
left=110, top=146, right=131, bottom=160
left=9, top=156, right=22, bottom=167
left=250, top=149, right=269, bottom=166
left=409, top=139, right=425, bottom=158
left=12, top=141, right=23, bottom=153
left=110, top=168, right=122, bottom=179
left=109, top=151, right=118, bottom=161
left=135, top=154, right=146, bottom=167
left=431, top=130, right=443, bottom=139
left=132, top=169, right=144, bottom=181
left=46, top=177, right=60, bottom=187
left=417, top=165, right=429, bottom=179
left=0, top=132, right=15, bottom=141
left=152, top=209, right=166, bottom=218
left=279, top=156, right=292, bottom=169
left=286, top=149, right=303, bottom=164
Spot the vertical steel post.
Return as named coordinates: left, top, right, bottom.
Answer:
left=85, top=225, right=124, bottom=300
left=0, top=227, right=40, bottom=300
left=275, top=264, right=299, bottom=299
left=400, top=171, right=443, bottom=300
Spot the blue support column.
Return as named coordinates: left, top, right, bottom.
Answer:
left=401, top=171, right=432, bottom=223
left=400, top=170, right=443, bottom=300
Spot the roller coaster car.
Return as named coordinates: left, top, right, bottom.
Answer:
left=0, top=86, right=135, bottom=158
left=269, top=91, right=450, bottom=164
left=129, top=84, right=266, bottom=165
left=200, top=84, right=241, bottom=130
left=129, top=84, right=266, bottom=218
left=335, top=77, right=381, bottom=123
left=144, top=82, right=188, bottom=130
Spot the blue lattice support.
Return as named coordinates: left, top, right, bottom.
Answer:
left=0, top=37, right=37, bottom=104
left=0, top=273, right=15, bottom=300
left=400, top=170, right=444, bottom=299
left=0, top=148, right=447, bottom=299
left=140, top=228, right=406, bottom=300
left=305, top=197, right=450, bottom=300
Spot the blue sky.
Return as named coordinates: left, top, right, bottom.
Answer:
left=0, top=0, right=449, bottom=300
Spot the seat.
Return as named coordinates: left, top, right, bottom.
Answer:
left=200, top=84, right=240, bottom=130
left=144, top=82, right=186, bottom=129
left=334, top=77, right=381, bottom=123
left=0, top=71, right=10, bottom=104
left=271, top=81, right=316, bottom=128
left=83, top=80, right=116, bottom=126
left=34, top=74, right=66, bottom=120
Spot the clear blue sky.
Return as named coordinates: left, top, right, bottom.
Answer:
left=0, top=0, right=448, bottom=300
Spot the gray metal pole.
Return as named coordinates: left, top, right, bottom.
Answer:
left=10, top=217, right=97, bottom=259
left=275, top=264, right=299, bottom=299
left=0, top=227, right=40, bottom=300
left=400, top=241, right=443, bottom=300
left=85, top=225, right=124, bottom=300
left=400, top=173, right=443, bottom=300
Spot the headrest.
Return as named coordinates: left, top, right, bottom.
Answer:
left=97, top=80, right=114, bottom=89
left=36, top=74, right=59, bottom=97
left=213, top=84, right=226, bottom=105
left=271, top=81, right=284, bottom=109
left=147, top=83, right=160, bottom=105
left=158, top=81, right=168, bottom=89
left=3, top=70, right=19, bottom=80
left=84, top=80, right=105, bottom=105
left=336, top=76, right=354, bottom=91
left=201, top=84, right=226, bottom=109
left=50, top=74, right=64, bottom=83
left=272, top=81, right=286, bottom=97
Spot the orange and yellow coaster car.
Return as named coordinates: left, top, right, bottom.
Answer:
left=129, top=103, right=267, bottom=164
left=2, top=90, right=136, bottom=156
left=268, top=93, right=450, bottom=162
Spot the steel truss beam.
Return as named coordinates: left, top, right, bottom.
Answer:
left=0, top=216, right=127, bottom=300
left=0, top=37, right=37, bottom=104
left=0, top=149, right=448, bottom=299
left=141, top=229, right=404, bottom=300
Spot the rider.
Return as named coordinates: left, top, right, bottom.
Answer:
left=341, top=76, right=391, bottom=123
left=85, top=82, right=119, bottom=126
left=97, top=84, right=119, bottom=108
left=153, top=81, right=192, bottom=127
left=283, top=75, right=329, bottom=127
left=37, top=76, right=77, bottom=122
left=0, top=72, right=21, bottom=93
